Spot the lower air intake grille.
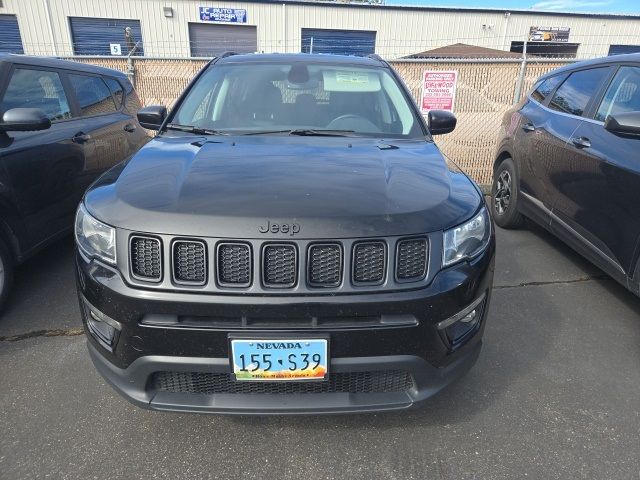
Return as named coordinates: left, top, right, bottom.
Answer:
left=263, top=244, right=297, bottom=287
left=152, top=370, right=415, bottom=395
left=173, top=240, right=206, bottom=284
left=130, top=236, right=162, bottom=281
left=396, top=238, right=428, bottom=280
left=308, top=244, right=342, bottom=287
left=217, top=243, right=252, bottom=286
left=353, top=241, right=386, bottom=284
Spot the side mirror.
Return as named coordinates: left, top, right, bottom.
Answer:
left=0, top=108, right=51, bottom=132
left=137, top=105, right=167, bottom=130
left=428, top=110, right=457, bottom=135
left=604, top=112, right=640, bottom=136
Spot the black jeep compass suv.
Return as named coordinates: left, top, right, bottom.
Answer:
left=75, top=53, right=495, bottom=414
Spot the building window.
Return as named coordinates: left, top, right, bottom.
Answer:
left=301, top=29, right=376, bottom=56
left=510, top=41, right=579, bottom=58
left=0, top=14, right=24, bottom=54
left=188, top=23, right=257, bottom=57
left=69, top=17, right=144, bottom=56
left=608, top=45, right=640, bottom=56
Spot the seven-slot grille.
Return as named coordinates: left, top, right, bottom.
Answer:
left=173, top=240, right=206, bottom=285
left=396, top=238, right=428, bottom=281
left=263, top=244, right=297, bottom=288
left=308, top=244, right=342, bottom=287
left=217, top=243, right=252, bottom=286
left=353, top=241, right=386, bottom=285
left=130, top=236, right=162, bottom=281
left=129, top=236, right=430, bottom=288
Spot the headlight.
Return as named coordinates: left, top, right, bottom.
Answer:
left=442, top=207, right=491, bottom=267
left=75, top=203, right=116, bottom=264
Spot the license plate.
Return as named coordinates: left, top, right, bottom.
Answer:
left=230, top=338, right=328, bottom=381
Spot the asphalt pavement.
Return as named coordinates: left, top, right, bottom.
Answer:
left=1, top=222, right=639, bottom=480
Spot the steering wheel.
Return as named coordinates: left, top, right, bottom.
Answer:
left=326, top=114, right=380, bottom=132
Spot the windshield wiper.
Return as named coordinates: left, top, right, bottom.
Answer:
left=289, top=129, right=356, bottom=137
left=164, top=124, right=227, bottom=135
left=241, top=128, right=356, bottom=137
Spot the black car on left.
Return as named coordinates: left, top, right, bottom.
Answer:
left=0, top=54, right=148, bottom=311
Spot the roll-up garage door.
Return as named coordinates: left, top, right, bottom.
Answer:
left=69, top=17, right=144, bottom=56
left=0, top=15, right=24, bottom=54
left=189, top=23, right=257, bottom=57
left=609, top=45, right=640, bottom=56
left=301, top=29, right=376, bottom=56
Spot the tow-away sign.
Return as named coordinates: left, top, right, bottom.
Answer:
left=420, top=70, right=458, bottom=114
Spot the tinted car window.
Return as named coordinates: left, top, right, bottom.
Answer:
left=548, top=67, right=609, bottom=117
left=103, top=77, right=124, bottom=109
left=69, top=74, right=116, bottom=116
left=531, top=75, right=564, bottom=103
left=595, top=66, right=640, bottom=122
left=0, top=68, right=72, bottom=121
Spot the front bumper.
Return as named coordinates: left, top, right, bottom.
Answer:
left=88, top=341, right=481, bottom=414
left=77, top=240, right=494, bottom=414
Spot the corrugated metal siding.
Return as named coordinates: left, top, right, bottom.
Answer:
left=0, top=0, right=639, bottom=58
left=608, top=44, right=640, bottom=55
left=188, top=23, right=257, bottom=57
left=69, top=17, right=144, bottom=56
left=301, top=28, right=375, bottom=56
left=0, top=14, right=24, bottom=54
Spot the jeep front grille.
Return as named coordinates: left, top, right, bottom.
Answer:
left=308, top=244, right=342, bottom=287
left=396, top=238, right=428, bottom=281
left=217, top=243, right=252, bottom=287
left=130, top=236, right=162, bottom=281
left=127, top=235, right=432, bottom=292
left=263, top=244, right=297, bottom=288
left=173, top=240, right=206, bottom=285
left=353, top=241, right=386, bottom=285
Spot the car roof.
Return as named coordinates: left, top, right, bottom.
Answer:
left=0, top=53, right=128, bottom=79
left=538, top=52, right=640, bottom=80
left=215, top=52, right=385, bottom=67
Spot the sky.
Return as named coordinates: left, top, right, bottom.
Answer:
left=383, top=0, right=640, bottom=15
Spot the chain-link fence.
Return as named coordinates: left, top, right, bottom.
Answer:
left=67, top=55, right=572, bottom=185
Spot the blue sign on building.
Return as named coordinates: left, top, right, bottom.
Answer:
left=199, top=7, right=247, bottom=23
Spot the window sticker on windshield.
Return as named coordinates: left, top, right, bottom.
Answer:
left=323, top=70, right=381, bottom=92
left=335, top=72, right=370, bottom=84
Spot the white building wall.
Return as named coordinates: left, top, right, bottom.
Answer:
left=0, top=0, right=638, bottom=59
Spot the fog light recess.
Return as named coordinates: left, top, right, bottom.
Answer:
left=437, top=292, right=486, bottom=348
left=82, top=298, right=121, bottom=351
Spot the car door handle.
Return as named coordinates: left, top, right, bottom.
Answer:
left=71, top=132, right=91, bottom=144
left=571, top=137, right=591, bottom=149
left=521, top=123, right=535, bottom=132
left=123, top=124, right=137, bottom=133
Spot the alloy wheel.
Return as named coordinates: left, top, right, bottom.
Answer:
left=494, top=170, right=512, bottom=216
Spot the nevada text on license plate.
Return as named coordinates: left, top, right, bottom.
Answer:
left=230, top=338, right=328, bottom=381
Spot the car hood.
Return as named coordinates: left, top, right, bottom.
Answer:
left=85, top=134, right=481, bottom=239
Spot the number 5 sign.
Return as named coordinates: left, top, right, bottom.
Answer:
left=420, top=70, right=458, bottom=114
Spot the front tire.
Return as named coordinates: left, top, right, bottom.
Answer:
left=0, top=237, right=14, bottom=314
left=492, top=157, right=525, bottom=229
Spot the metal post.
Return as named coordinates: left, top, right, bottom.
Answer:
left=514, top=37, right=528, bottom=103
left=310, top=36, right=314, bottom=54
left=126, top=41, right=141, bottom=88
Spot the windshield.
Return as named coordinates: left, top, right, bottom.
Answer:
left=170, top=62, right=425, bottom=138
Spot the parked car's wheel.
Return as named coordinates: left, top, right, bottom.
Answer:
left=492, top=157, right=525, bottom=229
left=0, top=237, right=14, bottom=314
